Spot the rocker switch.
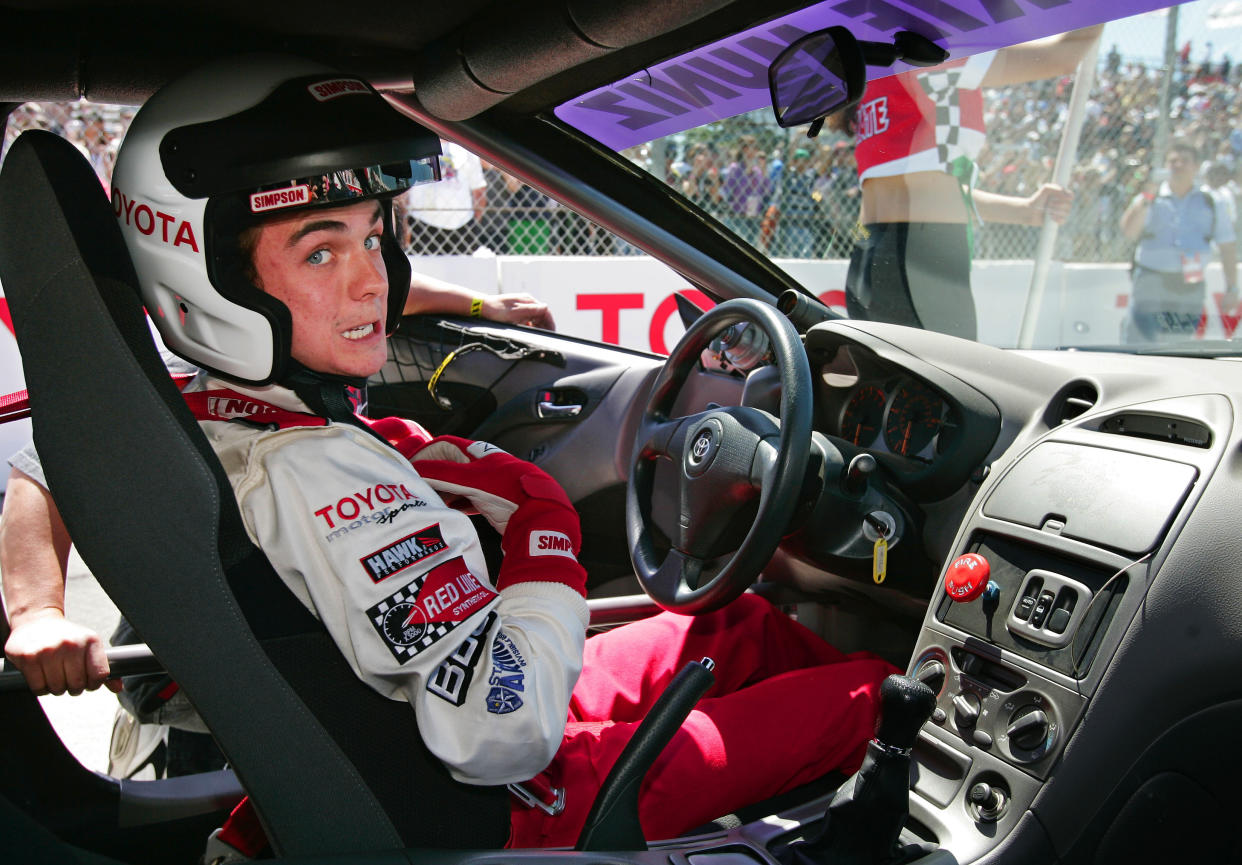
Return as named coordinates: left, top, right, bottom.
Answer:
left=1029, top=591, right=1056, bottom=629
left=1014, top=596, right=1035, bottom=621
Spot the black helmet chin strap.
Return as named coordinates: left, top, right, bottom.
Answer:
left=283, top=362, right=371, bottom=429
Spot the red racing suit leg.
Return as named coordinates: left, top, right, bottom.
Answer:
left=508, top=594, right=900, bottom=847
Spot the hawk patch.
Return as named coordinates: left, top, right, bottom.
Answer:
left=360, top=523, right=448, bottom=582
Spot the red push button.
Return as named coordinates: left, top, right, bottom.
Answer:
left=944, top=553, right=990, bottom=602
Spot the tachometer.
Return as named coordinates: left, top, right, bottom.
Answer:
left=883, top=380, right=944, bottom=458
left=841, top=385, right=886, bottom=446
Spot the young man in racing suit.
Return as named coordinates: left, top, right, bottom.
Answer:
left=1, top=280, right=555, bottom=778
left=1, top=283, right=554, bottom=694
left=107, top=55, right=898, bottom=855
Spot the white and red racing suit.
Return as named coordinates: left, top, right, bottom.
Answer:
left=184, top=375, right=590, bottom=785
left=187, top=376, right=898, bottom=852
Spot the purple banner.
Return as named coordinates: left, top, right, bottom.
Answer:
left=555, top=0, right=1179, bottom=151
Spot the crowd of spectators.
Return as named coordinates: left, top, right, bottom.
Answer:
left=3, top=103, right=132, bottom=191
left=665, top=131, right=862, bottom=259
left=657, top=44, right=1242, bottom=264
left=6, top=42, right=1242, bottom=264
left=974, top=43, right=1242, bottom=262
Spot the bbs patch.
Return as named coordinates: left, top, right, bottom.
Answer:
left=366, top=557, right=496, bottom=664
left=427, top=612, right=496, bottom=706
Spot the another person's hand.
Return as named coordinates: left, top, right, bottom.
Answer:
left=4, top=609, right=118, bottom=695
left=1026, top=183, right=1074, bottom=225
left=483, top=293, right=556, bottom=330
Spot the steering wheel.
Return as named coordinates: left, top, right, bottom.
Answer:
left=626, top=298, right=813, bottom=613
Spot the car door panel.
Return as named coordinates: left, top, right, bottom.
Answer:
left=373, top=314, right=663, bottom=594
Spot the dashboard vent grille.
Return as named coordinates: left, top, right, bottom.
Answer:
left=1098, top=413, right=1212, bottom=448
left=1053, top=382, right=1098, bottom=425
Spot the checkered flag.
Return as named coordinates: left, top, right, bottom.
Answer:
left=367, top=574, right=460, bottom=664
left=919, top=68, right=966, bottom=169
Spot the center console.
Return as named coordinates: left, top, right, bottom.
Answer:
left=900, top=394, right=1228, bottom=861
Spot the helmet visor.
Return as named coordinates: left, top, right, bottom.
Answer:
left=246, top=157, right=441, bottom=215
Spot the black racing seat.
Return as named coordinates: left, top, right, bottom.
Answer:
left=0, top=130, right=510, bottom=857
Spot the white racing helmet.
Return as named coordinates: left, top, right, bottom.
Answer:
left=111, top=54, right=442, bottom=385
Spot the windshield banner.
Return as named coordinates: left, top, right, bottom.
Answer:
left=555, top=0, right=1179, bottom=151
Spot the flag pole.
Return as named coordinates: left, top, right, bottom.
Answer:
left=1016, top=33, right=1102, bottom=348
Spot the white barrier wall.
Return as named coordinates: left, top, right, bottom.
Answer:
left=415, top=255, right=1241, bottom=353
left=2, top=256, right=1239, bottom=490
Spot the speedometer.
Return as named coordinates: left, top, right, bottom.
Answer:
left=883, top=380, right=944, bottom=458
left=841, top=385, right=886, bottom=446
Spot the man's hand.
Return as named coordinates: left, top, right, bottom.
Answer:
left=1026, top=183, right=1074, bottom=225
left=4, top=609, right=118, bottom=695
left=482, top=293, right=556, bottom=331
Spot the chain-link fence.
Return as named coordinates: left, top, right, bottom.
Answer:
left=8, top=14, right=1240, bottom=266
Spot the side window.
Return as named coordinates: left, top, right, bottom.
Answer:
left=391, top=137, right=704, bottom=356
left=394, top=142, right=621, bottom=259
left=2, top=102, right=133, bottom=191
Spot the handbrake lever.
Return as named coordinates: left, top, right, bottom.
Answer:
left=575, top=657, right=716, bottom=851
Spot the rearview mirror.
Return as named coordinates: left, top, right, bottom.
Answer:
left=769, top=27, right=948, bottom=135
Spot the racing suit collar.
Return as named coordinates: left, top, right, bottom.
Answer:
left=190, top=376, right=319, bottom=415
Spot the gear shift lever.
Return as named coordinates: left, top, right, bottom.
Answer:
left=786, top=674, right=937, bottom=865
left=875, top=674, right=936, bottom=751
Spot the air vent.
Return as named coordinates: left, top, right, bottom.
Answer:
left=1098, top=413, right=1212, bottom=447
left=1051, top=382, right=1098, bottom=425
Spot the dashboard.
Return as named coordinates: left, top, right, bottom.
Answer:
left=806, top=332, right=1001, bottom=506
left=391, top=264, right=1242, bottom=865
left=704, top=319, right=991, bottom=496
left=762, top=318, right=1242, bottom=864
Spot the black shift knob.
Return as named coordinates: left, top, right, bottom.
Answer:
left=876, top=674, right=936, bottom=750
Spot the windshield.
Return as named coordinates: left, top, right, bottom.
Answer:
left=5, top=1, right=1239, bottom=360
left=561, top=0, right=1242, bottom=355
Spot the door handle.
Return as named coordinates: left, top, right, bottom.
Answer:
left=537, top=399, right=583, bottom=419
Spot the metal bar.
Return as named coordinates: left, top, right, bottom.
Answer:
left=0, top=643, right=163, bottom=693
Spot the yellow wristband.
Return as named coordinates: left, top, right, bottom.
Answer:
left=469, top=297, right=484, bottom=318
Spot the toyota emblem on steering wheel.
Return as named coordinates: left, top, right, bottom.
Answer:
left=692, top=431, right=712, bottom=460
left=685, top=420, right=724, bottom=477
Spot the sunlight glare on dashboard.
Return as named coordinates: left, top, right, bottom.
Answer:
left=821, top=345, right=860, bottom=387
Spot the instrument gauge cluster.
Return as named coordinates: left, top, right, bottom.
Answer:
left=812, top=335, right=999, bottom=500
left=837, top=377, right=954, bottom=463
left=840, top=384, right=886, bottom=447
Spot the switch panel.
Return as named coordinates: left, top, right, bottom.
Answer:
left=1006, top=570, right=1092, bottom=648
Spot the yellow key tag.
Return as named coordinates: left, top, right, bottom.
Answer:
left=872, top=536, right=888, bottom=584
